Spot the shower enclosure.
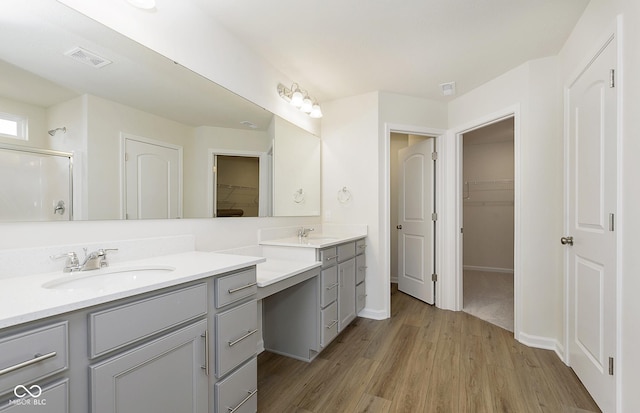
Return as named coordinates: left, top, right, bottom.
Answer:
left=0, top=143, right=73, bottom=221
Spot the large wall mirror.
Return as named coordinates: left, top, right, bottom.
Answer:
left=0, top=1, right=320, bottom=221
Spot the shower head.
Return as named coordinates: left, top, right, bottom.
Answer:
left=48, top=127, right=67, bottom=136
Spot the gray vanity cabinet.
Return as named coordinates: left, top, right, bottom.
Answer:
left=337, top=258, right=356, bottom=331
left=0, top=322, right=69, bottom=413
left=356, top=239, right=367, bottom=313
left=318, top=240, right=363, bottom=334
left=90, top=319, right=208, bottom=413
left=0, top=265, right=259, bottom=413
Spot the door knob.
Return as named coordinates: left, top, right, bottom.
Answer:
left=396, top=225, right=402, bottom=229
left=560, top=236, right=574, bottom=246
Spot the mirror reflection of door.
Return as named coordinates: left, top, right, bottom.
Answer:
left=123, top=135, right=182, bottom=219
left=214, top=155, right=260, bottom=217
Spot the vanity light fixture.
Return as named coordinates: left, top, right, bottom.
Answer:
left=277, top=83, right=322, bottom=118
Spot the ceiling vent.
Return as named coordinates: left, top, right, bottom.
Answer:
left=64, top=47, right=112, bottom=69
left=440, top=81, right=456, bottom=96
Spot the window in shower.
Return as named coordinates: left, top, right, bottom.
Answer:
left=0, top=112, right=27, bottom=141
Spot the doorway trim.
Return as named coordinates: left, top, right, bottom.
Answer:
left=382, top=123, right=446, bottom=316
left=449, top=105, right=521, bottom=338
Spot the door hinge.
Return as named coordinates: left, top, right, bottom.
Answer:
left=431, top=212, right=438, bottom=221
left=212, top=165, right=217, bottom=174
left=460, top=227, right=464, bottom=234
left=124, top=152, right=129, bottom=162
left=609, top=213, right=615, bottom=231
left=609, top=357, right=614, bottom=375
left=431, top=151, right=438, bottom=161
left=609, top=69, right=615, bottom=88
left=432, top=273, right=438, bottom=282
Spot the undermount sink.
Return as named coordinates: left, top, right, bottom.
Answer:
left=42, top=265, right=176, bottom=291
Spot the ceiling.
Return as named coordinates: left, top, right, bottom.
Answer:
left=192, top=0, right=590, bottom=103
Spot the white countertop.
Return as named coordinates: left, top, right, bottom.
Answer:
left=0, top=251, right=264, bottom=330
left=256, top=259, right=321, bottom=287
left=259, top=233, right=366, bottom=249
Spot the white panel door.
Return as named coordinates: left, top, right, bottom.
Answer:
left=566, top=38, right=617, bottom=412
left=124, top=137, right=181, bottom=219
left=397, top=138, right=435, bottom=304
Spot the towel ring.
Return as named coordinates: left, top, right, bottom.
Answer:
left=337, top=187, right=352, bottom=204
left=293, top=188, right=305, bottom=203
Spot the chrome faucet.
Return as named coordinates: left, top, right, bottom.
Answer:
left=50, top=248, right=118, bottom=272
left=297, top=227, right=315, bottom=239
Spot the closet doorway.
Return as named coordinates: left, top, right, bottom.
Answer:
left=461, top=117, right=514, bottom=331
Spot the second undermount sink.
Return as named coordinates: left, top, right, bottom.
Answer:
left=42, top=265, right=176, bottom=292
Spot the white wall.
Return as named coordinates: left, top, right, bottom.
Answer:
left=86, top=94, right=195, bottom=220
left=272, top=117, right=321, bottom=217
left=559, top=0, right=640, bottom=410
left=448, top=57, right=564, bottom=348
left=322, top=91, right=447, bottom=319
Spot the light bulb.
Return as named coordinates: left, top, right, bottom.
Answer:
left=290, top=89, right=303, bottom=107
left=301, top=97, right=313, bottom=113
left=310, top=104, right=323, bottom=118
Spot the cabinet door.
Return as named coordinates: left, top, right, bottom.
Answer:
left=90, top=320, right=208, bottom=413
left=337, top=258, right=356, bottom=332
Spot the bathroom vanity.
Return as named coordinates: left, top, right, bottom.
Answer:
left=0, top=228, right=367, bottom=413
left=0, top=252, right=263, bottom=413
left=257, top=232, right=367, bottom=362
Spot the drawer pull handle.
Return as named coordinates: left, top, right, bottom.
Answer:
left=324, top=255, right=338, bottom=261
left=227, top=389, right=258, bottom=413
left=325, top=282, right=339, bottom=290
left=200, top=331, right=209, bottom=376
left=228, top=329, right=258, bottom=347
left=228, top=282, right=257, bottom=294
left=0, top=351, right=57, bottom=376
left=326, top=320, right=338, bottom=329
left=358, top=245, right=367, bottom=249
left=358, top=266, right=368, bottom=271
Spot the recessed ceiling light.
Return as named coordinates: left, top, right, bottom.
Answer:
left=125, top=0, right=156, bottom=10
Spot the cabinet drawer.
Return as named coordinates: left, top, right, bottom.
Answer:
left=320, top=302, right=338, bottom=348
left=356, top=238, right=367, bottom=255
left=216, top=301, right=257, bottom=378
left=0, top=322, right=68, bottom=396
left=320, top=267, right=338, bottom=308
left=356, top=254, right=366, bottom=285
left=215, top=358, right=257, bottom=413
left=317, top=247, right=337, bottom=269
left=0, top=379, right=69, bottom=412
left=89, top=283, right=207, bottom=358
left=216, top=268, right=257, bottom=309
left=337, top=242, right=356, bottom=262
left=357, top=282, right=366, bottom=313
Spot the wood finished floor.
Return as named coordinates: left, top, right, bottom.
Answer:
left=257, top=285, right=600, bottom=413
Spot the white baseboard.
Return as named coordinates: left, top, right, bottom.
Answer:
left=517, top=332, right=565, bottom=362
left=463, top=265, right=514, bottom=274
left=390, top=276, right=398, bottom=283
left=357, top=307, right=387, bottom=320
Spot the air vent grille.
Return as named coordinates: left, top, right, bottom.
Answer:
left=64, top=47, right=112, bottom=68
